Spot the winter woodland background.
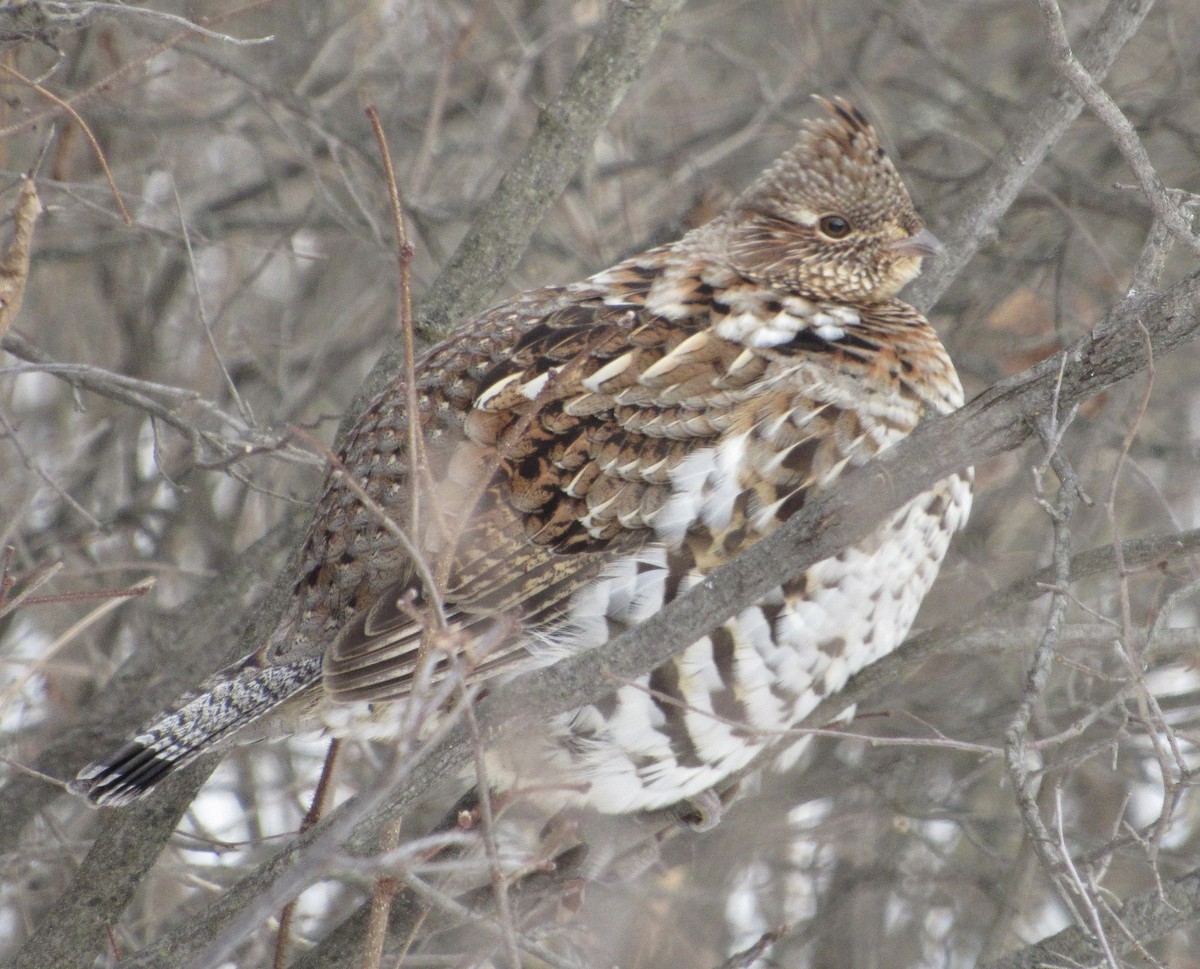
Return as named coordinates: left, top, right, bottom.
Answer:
left=2, top=0, right=1200, bottom=966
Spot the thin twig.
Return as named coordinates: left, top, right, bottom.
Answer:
left=0, top=0, right=292, bottom=145
left=1003, top=409, right=1096, bottom=941
left=717, top=925, right=789, bottom=969
left=0, top=579, right=157, bottom=733
left=463, top=702, right=521, bottom=969
left=171, top=181, right=254, bottom=425
left=406, top=4, right=491, bottom=197
left=1035, top=0, right=1200, bottom=257
left=0, top=559, right=64, bottom=620
left=0, top=63, right=131, bottom=224
left=1054, top=786, right=1121, bottom=969
left=364, top=105, right=443, bottom=548
left=0, top=407, right=102, bottom=528
left=1, top=335, right=318, bottom=468
left=359, top=816, right=403, bottom=969
left=40, top=0, right=274, bottom=45
left=273, top=740, right=341, bottom=969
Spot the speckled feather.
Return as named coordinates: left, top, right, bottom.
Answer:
left=73, top=98, right=971, bottom=810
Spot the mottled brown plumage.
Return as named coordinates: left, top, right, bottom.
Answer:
left=74, top=98, right=971, bottom=811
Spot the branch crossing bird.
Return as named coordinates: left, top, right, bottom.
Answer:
left=73, top=97, right=972, bottom=815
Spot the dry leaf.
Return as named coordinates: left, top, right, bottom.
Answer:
left=0, top=176, right=39, bottom=340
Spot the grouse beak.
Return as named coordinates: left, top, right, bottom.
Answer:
left=889, top=227, right=944, bottom=258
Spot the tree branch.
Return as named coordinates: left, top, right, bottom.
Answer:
left=979, top=865, right=1200, bottom=969
left=1035, top=0, right=1200, bottom=258
left=907, top=0, right=1157, bottom=311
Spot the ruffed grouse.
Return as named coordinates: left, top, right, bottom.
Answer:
left=74, top=98, right=971, bottom=813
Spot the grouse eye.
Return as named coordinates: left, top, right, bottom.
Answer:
left=818, top=214, right=851, bottom=238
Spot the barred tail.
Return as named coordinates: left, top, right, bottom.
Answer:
left=71, top=655, right=322, bottom=807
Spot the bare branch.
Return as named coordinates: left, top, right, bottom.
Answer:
left=980, top=866, right=1200, bottom=969
left=907, top=0, right=1157, bottom=311
left=1035, top=0, right=1200, bottom=258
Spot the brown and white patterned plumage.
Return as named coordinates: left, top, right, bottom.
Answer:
left=73, top=98, right=971, bottom=811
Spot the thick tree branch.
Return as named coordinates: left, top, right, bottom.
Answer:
left=0, top=520, right=301, bottom=858
left=979, top=865, right=1200, bottom=969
